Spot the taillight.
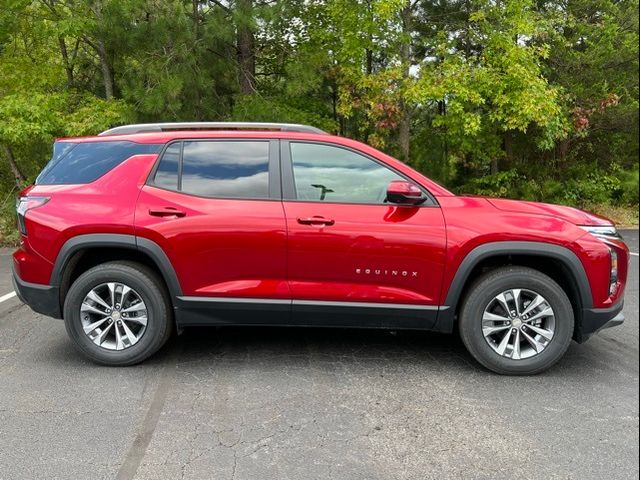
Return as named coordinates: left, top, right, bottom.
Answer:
left=16, top=196, right=49, bottom=235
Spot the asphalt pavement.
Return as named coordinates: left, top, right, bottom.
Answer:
left=0, top=231, right=638, bottom=480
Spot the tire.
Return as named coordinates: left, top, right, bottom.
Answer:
left=459, top=266, right=574, bottom=375
left=63, top=261, right=173, bottom=366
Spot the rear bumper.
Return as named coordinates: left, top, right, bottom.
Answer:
left=12, top=265, right=61, bottom=319
left=577, top=301, right=625, bottom=343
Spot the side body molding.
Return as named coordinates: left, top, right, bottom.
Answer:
left=435, top=241, right=593, bottom=332
left=50, top=233, right=183, bottom=299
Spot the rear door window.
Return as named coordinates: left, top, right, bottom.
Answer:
left=152, top=140, right=271, bottom=199
left=37, top=141, right=161, bottom=185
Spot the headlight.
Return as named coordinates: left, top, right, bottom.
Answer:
left=579, top=225, right=620, bottom=239
left=579, top=225, right=622, bottom=297
left=609, top=247, right=618, bottom=296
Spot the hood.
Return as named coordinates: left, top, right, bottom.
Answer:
left=486, top=198, right=613, bottom=226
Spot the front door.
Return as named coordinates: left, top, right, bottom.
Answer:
left=281, top=140, right=447, bottom=328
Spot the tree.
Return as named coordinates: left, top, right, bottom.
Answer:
left=0, top=0, right=637, bottom=222
left=539, top=0, right=639, bottom=170
left=0, top=0, right=131, bottom=187
left=413, top=0, right=566, bottom=174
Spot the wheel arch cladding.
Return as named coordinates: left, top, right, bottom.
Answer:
left=51, top=234, right=183, bottom=306
left=437, top=241, right=593, bottom=332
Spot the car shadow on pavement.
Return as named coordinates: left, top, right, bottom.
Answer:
left=39, top=323, right=622, bottom=379
left=40, top=324, right=485, bottom=372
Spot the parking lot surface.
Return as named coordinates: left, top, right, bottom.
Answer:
left=0, top=230, right=638, bottom=480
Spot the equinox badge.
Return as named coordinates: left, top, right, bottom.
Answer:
left=355, top=268, right=418, bottom=277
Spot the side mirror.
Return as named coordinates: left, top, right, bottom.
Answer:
left=386, top=180, right=425, bottom=205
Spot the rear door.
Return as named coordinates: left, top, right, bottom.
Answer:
left=135, top=138, right=290, bottom=324
left=281, top=140, right=447, bottom=329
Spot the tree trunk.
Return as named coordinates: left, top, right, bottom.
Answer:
left=331, top=79, right=342, bottom=135
left=192, top=0, right=200, bottom=39
left=398, top=3, right=412, bottom=163
left=192, top=0, right=202, bottom=119
left=490, top=158, right=499, bottom=175
left=398, top=102, right=411, bottom=163
left=2, top=144, right=26, bottom=188
left=237, top=0, right=256, bottom=94
left=97, top=39, right=114, bottom=99
left=365, top=0, right=373, bottom=75
left=438, top=100, right=450, bottom=181
left=90, top=3, right=114, bottom=100
left=503, top=130, right=514, bottom=169
left=58, top=36, right=74, bottom=87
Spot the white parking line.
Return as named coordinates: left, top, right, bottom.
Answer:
left=0, top=291, right=17, bottom=303
left=631, top=252, right=639, bottom=257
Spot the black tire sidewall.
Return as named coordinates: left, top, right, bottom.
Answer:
left=460, top=268, right=574, bottom=375
left=64, top=263, right=170, bottom=366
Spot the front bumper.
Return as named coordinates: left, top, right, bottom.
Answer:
left=12, top=265, right=61, bottom=319
left=576, top=301, right=625, bottom=343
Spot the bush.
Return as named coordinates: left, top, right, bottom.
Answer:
left=0, top=191, right=19, bottom=246
left=618, top=169, right=639, bottom=206
left=456, top=167, right=638, bottom=211
left=559, top=172, right=622, bottom=208
left=456, top=170, right=525, bottom=198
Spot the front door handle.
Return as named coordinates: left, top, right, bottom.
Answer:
left=297, top=216, right=335, bottom=226
left=149, top=207, right=186, bottom=218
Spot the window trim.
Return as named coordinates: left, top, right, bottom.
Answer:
left=146, top=138, right=280, bottom=201
left=280, top=140, right=438, bottom=207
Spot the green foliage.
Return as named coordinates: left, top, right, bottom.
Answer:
left=617, top=169, right=640, bottom=206
left=230, top=95, right=338, bottom=133
left=415, top=0, right=568, bottom=163
left=0, top=93, right=133, bottom=143
left=458, top=170, right=526, bottom=198
left=64, top=96, right=134, bottom=136
left=0, top=190, right=19, bottom=246
left=458, top=167, right=638, bottom=210
left=0, top=0, right=638, bottom=242
left=561, top=172, right=622, bottom=207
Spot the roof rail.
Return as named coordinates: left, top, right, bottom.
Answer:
left=98, top=122, right=327, bottom=136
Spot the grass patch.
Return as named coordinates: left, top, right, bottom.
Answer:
left=587, top=204, right=639, bottom=228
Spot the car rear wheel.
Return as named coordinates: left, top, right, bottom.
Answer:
left=459, top=266, right=574, bottom=375
left=63, top=261, right=173, bottom=366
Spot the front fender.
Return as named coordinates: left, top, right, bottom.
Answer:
left=435, top=241, right=593, bottom=333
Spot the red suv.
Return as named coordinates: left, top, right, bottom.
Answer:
left=12, top=122, right=628, bottom=374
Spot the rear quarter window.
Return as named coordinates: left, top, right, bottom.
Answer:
left=36, top=141, right=161, bottom=185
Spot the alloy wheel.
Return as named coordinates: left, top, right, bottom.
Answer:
left=482, top=288, right=556, bottom=360
left=79, top=282, right=148, bottom=351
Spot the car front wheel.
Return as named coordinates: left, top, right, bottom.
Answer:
left=459, top=266, right=574, bottom=375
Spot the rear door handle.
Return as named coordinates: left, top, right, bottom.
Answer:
left=149, top=207, right=186, bottom=218
left=297, top=216, right=335, bottom=226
